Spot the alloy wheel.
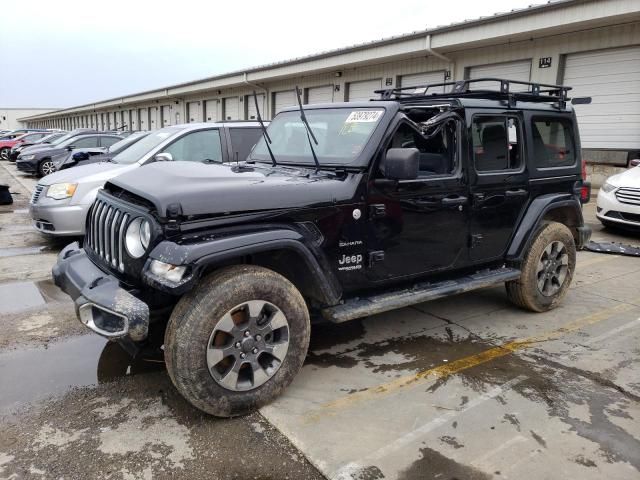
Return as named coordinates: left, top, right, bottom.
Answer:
left=206, top=300, right=290, bottom=391
left=0, top=149, right=8, bottom=160
left=40, top=161, right=55, bottom=176
left=536, top=240, right=569, bottom=297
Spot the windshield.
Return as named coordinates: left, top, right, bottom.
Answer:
left=249, top=108, right=385, bottom=166
left=39, top=133, right=65, bottom=143
left=49, top=132, right=74, bottom=146
left=112, top=127, right=184, bottom=164
left=108, top=132, right=149, bottom=154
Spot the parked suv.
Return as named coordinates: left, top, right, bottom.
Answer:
left=53, top=81, right=591, bottom=417
left=17, top=133, right=122, bottom=176
left=31, top=122, right=263, bottom=236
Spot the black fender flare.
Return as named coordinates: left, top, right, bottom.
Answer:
left=146, top=228, right=342, bottom=306
left=506, top=193, right=587, bottom=262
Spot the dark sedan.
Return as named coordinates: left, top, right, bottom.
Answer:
left=17, top=133, right=122, bottom=177
left=54, top=131, right=149, bottom=171
left=9, top=131, right=67, bottom=161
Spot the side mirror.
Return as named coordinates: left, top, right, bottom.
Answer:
left=382, top=148, right=419, bottom=180
left=66, top=145, right=75, bottom=151
left=154, top=152, right=173, bottom=162
left=629, top=159, right=640, bottom=168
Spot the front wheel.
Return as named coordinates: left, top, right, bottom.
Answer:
left=38, top=159, right=56, bottom=177
left=164, top=265, right=310, bottom=417
left=506, top=222, right=576, bottom=312
left=0, top=148, right=9, bottom=161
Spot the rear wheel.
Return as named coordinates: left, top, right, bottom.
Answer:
left=506, top=222, right=576, bottom=312
left=38, top=159, right=55, bottom=177
left=0, top=148, right=9, bottom=161
left=164, top=265, right=310, bottom=417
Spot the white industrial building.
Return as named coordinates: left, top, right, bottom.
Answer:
left=1, top=108, right=56, bottom=130
left=21, top=0, right=640, bottom=164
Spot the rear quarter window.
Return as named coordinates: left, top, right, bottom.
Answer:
left=531, top=118, right=576, bottom=168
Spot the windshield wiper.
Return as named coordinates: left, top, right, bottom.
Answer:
left=294, top=86, right=321, bottom=172
left=253, top=90, right=277, bottom=167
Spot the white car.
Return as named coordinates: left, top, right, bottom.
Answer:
left=29, top=122, right=263, bottom=236
left=597, top=166, right=640, bottom=228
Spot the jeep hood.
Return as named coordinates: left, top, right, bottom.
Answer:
left=39, top=161, right=134, bottom=186
left=108, top=161, right=362, bottom=217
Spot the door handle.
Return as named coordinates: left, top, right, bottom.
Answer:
left=505, top=189, right=528, bottom=198
left=441, top=196, right=468, bottom=206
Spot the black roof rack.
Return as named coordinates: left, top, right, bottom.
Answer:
left=375, top=78, right=572, bottom=109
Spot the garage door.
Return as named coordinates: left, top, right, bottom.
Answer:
left=161, top=105, right=172, bottom=126
left=224, top=97, right=240, bottom=120
left=274, top=90, right=296, bottom=115
left=187, top=102, right=201, bottom=123
left=130, top=109, right=138, bottom=130
left=246, top=94, right=265, bottom=120
left=138, top=108, right=149, bottom=130
left=149, top=107, right=160, bottom=130
left=468, top=60, right=531, bottom=92
left=400, top=71, right=447, bottom=94
left=347, top=79, right=382, bottom=101
left=307, top=85, right=334, bottom=104
left=204, top=100, right=218, bottom=122
left=564, top=46, right=640, bottom=150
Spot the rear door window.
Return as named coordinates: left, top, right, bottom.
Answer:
left=228, top=128, right=262, bottom=161
left=472, top=116, right=523, bottom=172
left=100, top=136, right=121, bottom=148
left=72, top=136, right=100, bottom=148
left=531, top=118, right=575, bottom=168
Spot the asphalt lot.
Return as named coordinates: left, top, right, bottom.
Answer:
left=0, top=160, right=639, bottom=480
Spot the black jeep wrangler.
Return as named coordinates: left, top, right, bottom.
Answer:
left=53, top=79, right=591, bottom=417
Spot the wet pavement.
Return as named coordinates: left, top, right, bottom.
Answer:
left=1, top=158, right=640, bottom=479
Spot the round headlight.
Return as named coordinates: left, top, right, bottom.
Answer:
left=125, top=217, right=150, bottom=258
left=140, top=219, right=151, bottom=249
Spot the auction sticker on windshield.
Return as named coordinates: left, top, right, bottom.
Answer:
left=345, top=110, right=383, bottom=123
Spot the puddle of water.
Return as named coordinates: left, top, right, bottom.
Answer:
left=0, top=335, right=165, bottom=415
left=0, top=279, right=70, bottom=315
left=0, top=246, right=50, bottom=258
left=0, top=281, right=46, bottom=314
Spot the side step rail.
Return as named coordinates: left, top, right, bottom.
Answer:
left=321, top=267, right=521, bottom=324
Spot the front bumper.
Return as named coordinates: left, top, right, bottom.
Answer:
left=52, top=242, right=150, bottom=341
left=596, top=189, right=640, bottom=227
left=16, top=160, right=37, bottom=173
left=29, top=200, right=87, bottom=236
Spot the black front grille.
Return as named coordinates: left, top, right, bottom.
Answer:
left=31, top=185, right=44, bottom=204
left=85, top=198, right=131, bottom=272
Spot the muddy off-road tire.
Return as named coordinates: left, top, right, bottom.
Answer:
left=506, top=222, right=576, bottom=312
left=164, top=265, right=310, bottom=417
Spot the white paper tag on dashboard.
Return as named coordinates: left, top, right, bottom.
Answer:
left=345, top=110, right=383, bottom=123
